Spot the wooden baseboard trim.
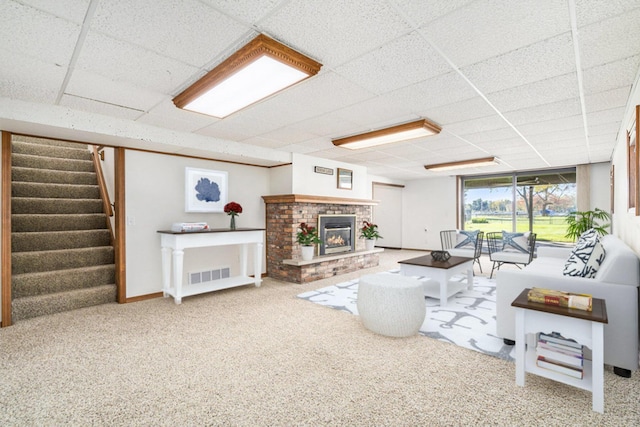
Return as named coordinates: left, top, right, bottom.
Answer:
left=125, top=292, right=164, bottom=303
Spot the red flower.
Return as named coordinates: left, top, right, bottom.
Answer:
left=224, top=201, right=243, bottom=215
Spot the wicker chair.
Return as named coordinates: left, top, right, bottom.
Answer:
left=486, top=231, right=537, bottom=278
left=440, top=230, right=485, bottom=273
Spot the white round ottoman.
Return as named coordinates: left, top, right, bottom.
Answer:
left=356, top=274, right=426, bottom=337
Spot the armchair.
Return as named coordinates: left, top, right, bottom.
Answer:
left=487, top=231, right=536, bottom=278
left=440, top=229, right=484, bottom=273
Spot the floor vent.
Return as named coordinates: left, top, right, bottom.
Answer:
left=189, top=267, right=230, bottom=285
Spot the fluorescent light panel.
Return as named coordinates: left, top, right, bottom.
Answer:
left=173, top=34, right=321, bottom=118
left=332, top=119, right=441, bottom=150
left=424, top=157, right=498, bottom=171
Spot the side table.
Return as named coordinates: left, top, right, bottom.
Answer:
left=511, top=288, right=608, bottom=413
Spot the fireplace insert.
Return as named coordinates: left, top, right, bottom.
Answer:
left=318, top=214, right=356, bottom=255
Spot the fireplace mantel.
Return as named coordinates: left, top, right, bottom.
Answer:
left=262, top=194, right=378, bottom=206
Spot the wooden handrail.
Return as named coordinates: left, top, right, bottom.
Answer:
left=91, top=145, right=115, bottom=243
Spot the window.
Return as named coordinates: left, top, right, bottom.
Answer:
left=461, top=169, right=576, bottom=242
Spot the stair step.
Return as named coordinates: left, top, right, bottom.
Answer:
left=11, top=284, right=117, bottom=322
left=12, top=197, right=104, bottom=215
left=12, top=140, right=92, bottom=161
left=12, top=246, right=114, bottom=274
left=12, top=135, right=87, bottom=150
left=12, top=166, right=97, bottom=185
left=12, top=265, right=116, bottom=298
left=12, top=153, right=94, bottom=173
left=12, top=213, right=107, bottom=232
left=12, top=182, right=100, bottom=199
left=12, top=229, right=112, bottom=252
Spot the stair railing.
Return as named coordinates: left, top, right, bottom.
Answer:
left=91, top=145, right=115, bottom=243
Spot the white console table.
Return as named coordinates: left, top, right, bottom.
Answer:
left=158, top=228, right=264, bottom=304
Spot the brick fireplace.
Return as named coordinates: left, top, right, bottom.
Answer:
left=262, top=194, right=380, bottom=283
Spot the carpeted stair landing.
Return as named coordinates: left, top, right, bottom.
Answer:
left=10, top=136, right=116, bottom=322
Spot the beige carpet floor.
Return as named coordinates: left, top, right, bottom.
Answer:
left=1, top=250, right=638, bottom=426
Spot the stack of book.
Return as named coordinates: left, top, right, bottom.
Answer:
left=171, top=222, right=209, bottom=232
left=527, top=287, right=592, bottom=311
left=535, top=332, right=584, bottom=379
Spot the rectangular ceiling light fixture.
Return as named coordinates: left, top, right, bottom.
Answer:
left=173, top=34, right=322, bottom=118
left=424, top=157, right=498, bottom=171
left=332, top=119, right=441, bottom=150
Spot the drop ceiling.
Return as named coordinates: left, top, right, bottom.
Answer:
left=2, top=0, right=640, bottom=180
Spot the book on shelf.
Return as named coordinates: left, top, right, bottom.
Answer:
left=538, top=332, right=582, bottom=350
left=171, top=222, right=209, bottom=232
left=537, top=340, right=583, bottom=356
left=536, top=344, right=583, bottom=368
left=536, top=356, right=584, bottom=379
left=527, top=287, right=592, bottom=311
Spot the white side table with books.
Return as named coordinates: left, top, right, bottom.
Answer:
left=511, top=288, right=608, bottom=413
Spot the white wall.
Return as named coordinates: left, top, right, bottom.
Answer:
left=291, top=153, right=368, bottom=199
left=125, top=150, right=270, bottom=298
left=611, top=72, right=640, bottom=254
left=269, top=164, right=292, bottom=194
left=402, top=176, right=457, bottom=250
left=589, top=162, right=611, bottom=212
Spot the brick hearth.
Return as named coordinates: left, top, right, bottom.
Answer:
left=262, top=194, right=379, bottom=283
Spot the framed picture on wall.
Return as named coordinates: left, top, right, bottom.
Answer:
left=628, top=105, right=639, bottom=215
left=185, top=167, right=228, bottom=212
left=337, top=168, right=353, bottom=190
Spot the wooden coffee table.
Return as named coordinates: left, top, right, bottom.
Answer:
left=398, top=255, right=474, bottom=306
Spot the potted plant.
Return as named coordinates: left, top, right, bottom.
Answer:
left=224, top=201, right=242, bottom=230
left=296, top=222, right=322, bottom=261
left=360, top=221, right=382, bottom=250
left=564, top=208, right=611, bottom=241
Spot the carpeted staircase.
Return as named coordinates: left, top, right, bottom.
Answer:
left=10, top=135, right=116, bottom=322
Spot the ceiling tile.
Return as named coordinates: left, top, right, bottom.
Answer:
left=575, top=0, right=640, bottom=27
left=65, top=69, right=166, bottom=112
left=487, top=73, right=579, bottom=113
left=259, top=0, right=412, bottom=66
left=238, top=71, right=374, bottom=125
left=385, top=71, right=478, bottom=113
left=582, top=55, right=640, bottom=94
left=1, top=1, right=80, bottom=66
left=392, top=0, right=476, bottom=27
left=504, top=98, right=582, bottom=125
left=199, top=0, right=282, bottom=26
left=143, top=99, right=217, bottom=131
left=335, top=31, right=452, bottom=94
left=461, top=33, right=576, bottom=94
left=75, top=31, right=199, bottom=93
left=92, top=0, right=248, bottom=67
left=0, top=49, right=66, bottom=97
left=422, top=97, right=499, bottom=127
left=422, top=0, right=569, bottom=67
left=584, top=86, right=632, bottom=114
left=578, top=8, right=640, bottom=69
left=18, top=0, right=91, bottom=23
left=59, top=94, right=144, bottom=120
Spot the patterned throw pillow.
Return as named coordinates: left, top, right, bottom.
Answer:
left=501, top=231, right=530, bottom=253
left=455, top=230, right=479, bottom=249
left=563, top=228, right=607, bottom=278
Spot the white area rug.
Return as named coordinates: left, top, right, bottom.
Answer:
left=297, top=269, right=516, bottom=362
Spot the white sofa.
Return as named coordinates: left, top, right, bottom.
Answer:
left=496, top=234, right=640, bottom=374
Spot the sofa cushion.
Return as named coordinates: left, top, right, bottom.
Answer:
left=563, top=229, right=606, bottom=278
left=596, top=234, right=640, bottom=285
left=501, top=231, right=530, bottom=253
left=455, top=230, right=479, bottom=249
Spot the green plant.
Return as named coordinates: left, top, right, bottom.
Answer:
left=471, top=217, right=489, bottom=224
left=564, top=208, right=611, bottom=241
left=296, top=222, right=322, bottom=245
left=360, top=221, right=382, bottom=239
